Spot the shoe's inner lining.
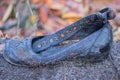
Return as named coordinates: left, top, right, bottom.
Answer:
left=32, top=36, right=45, bottom=45
left=56, top=20, right=104, bottom=47
left=32, top=14, right=104, bottom=53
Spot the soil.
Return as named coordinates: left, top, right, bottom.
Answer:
left=0, top=42, right=120, bottom=80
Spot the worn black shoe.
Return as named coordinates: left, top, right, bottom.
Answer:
left=3, top=8, right=116, bottom=67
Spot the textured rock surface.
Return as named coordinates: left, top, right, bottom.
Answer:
left=0, top=42, right=120, bottom=80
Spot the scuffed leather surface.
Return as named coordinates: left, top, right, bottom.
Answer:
left=3, top=8, right=115, bottom=67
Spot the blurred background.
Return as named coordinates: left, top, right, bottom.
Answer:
left=0, top=0, right=120, bottom=41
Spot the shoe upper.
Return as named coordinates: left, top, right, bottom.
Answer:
left=3, top=7, right=115, bottom=67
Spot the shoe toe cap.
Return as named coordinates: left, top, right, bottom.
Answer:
left=4, top=39, right=28, bottom=66
left=4, top=38, right=40, bottom=66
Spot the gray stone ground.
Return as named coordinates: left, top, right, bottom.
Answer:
left=0, top=42, right=120, bottom=80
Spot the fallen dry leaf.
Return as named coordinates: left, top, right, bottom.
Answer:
left=50, top=3, right=64, bottom=10
left=113, top=13, right=120, bottom=26
left=65, top=18, right=80, bottom=24
left=113, top=28, right=120, bottom=41
left=31, top=0, right=41, bottom=4
left=62, top=12, right=83, bottom=19
left=39, top=6, right=48, bottom=23
left=50, top=9, right=62, bottom=16
left=44, top=0, right=52, bottom=7
left=2, top=1, right=14, bottom=22
left=56, top=18, right=67, bottom=26
left=31, top=29, right=43, bottom=36
left=36, top=30, right=43, bottom=36
left=29, top=14, right=38, bottom=24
